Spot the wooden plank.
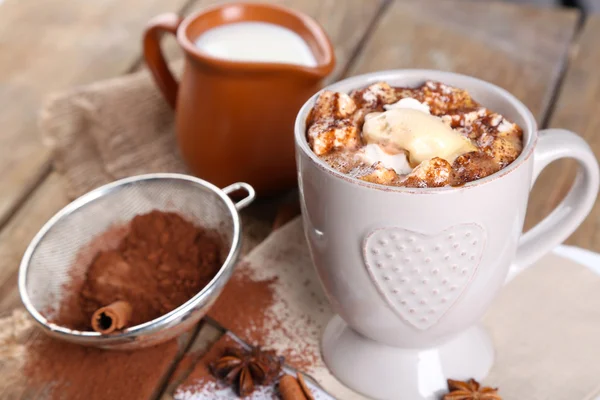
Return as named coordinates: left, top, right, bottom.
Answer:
left=580, top=0, right=600, bottom=12
left=0, top=0, right=191, bottom=229
left=525, top=16, right=600, bottom=251
left=348, top=0, right=578, bottom=122
left=0, top=173, right=69, bottom=312
left=496, top=0, right=559, bottom=6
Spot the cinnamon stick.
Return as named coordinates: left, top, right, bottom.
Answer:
left=279, top=374, right=314, bottom=400
left=297, top=373, right=315, bottom=400
left=91, top=301, right=132, bottom=334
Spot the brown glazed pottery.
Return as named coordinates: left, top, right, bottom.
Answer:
left=143, top=3, right=335, bottom=195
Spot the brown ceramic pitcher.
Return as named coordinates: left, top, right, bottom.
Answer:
left=143, top=3, right=335, bottom=195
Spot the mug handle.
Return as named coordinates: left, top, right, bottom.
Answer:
left=143, top=13, right=183, bottom=109
left=506, top=129, right=599, bottom=282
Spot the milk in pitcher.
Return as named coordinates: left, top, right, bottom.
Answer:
left=194, top=21, right=317, bottom=66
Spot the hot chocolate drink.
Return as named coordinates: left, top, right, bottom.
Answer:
left=305, top=81, right=524, bottom=187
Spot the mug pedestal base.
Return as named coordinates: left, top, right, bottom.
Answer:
left=322, top=316, right=494, bottom=400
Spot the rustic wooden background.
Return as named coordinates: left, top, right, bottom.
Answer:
left=0, top=0, right=599, bottom=398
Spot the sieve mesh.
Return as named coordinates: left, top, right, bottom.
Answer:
left=23, top=177, right=235, bottom=322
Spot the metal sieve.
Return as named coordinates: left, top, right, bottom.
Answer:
left=18, top=173, right=255, bottom=350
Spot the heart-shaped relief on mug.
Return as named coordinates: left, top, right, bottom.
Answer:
left=363, top=224, right=485, bottom=330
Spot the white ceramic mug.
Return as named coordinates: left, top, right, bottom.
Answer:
left=294, top=70, right=599, bottom=400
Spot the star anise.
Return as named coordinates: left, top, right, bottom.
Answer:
left=211, top=346, right=283, bottom=397
left=443, top=379, right=502, bottom=400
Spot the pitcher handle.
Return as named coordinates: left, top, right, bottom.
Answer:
left=143, top=13, right=183, bottom=109
left=506, top=129, right=599, bottom=282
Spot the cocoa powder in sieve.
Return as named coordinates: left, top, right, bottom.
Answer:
left=54, top=210, right=223, bottom=330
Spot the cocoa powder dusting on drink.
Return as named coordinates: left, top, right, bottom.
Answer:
left=54, top=210, right=223, bottom=330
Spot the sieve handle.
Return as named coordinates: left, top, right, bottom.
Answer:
left=222, top=182, right=256, bottom=210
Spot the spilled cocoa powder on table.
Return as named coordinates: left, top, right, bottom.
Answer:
left=54, top=210, right=223, bottom=330
left=22, top=330, right=182, bottom=400
left=0, top=310, right=185, bottom=400
left=207, top=263, right=318, bottom=372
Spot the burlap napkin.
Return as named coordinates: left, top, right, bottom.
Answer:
left=41, top=63, right=184, bottom=199
left=202, top=218, right=600, bottom=400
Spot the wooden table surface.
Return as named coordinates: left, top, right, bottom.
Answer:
left=0, top=0, right=599, bottom=398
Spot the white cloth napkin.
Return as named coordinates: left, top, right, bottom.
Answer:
left=233, top=218, right=600, bottom=400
